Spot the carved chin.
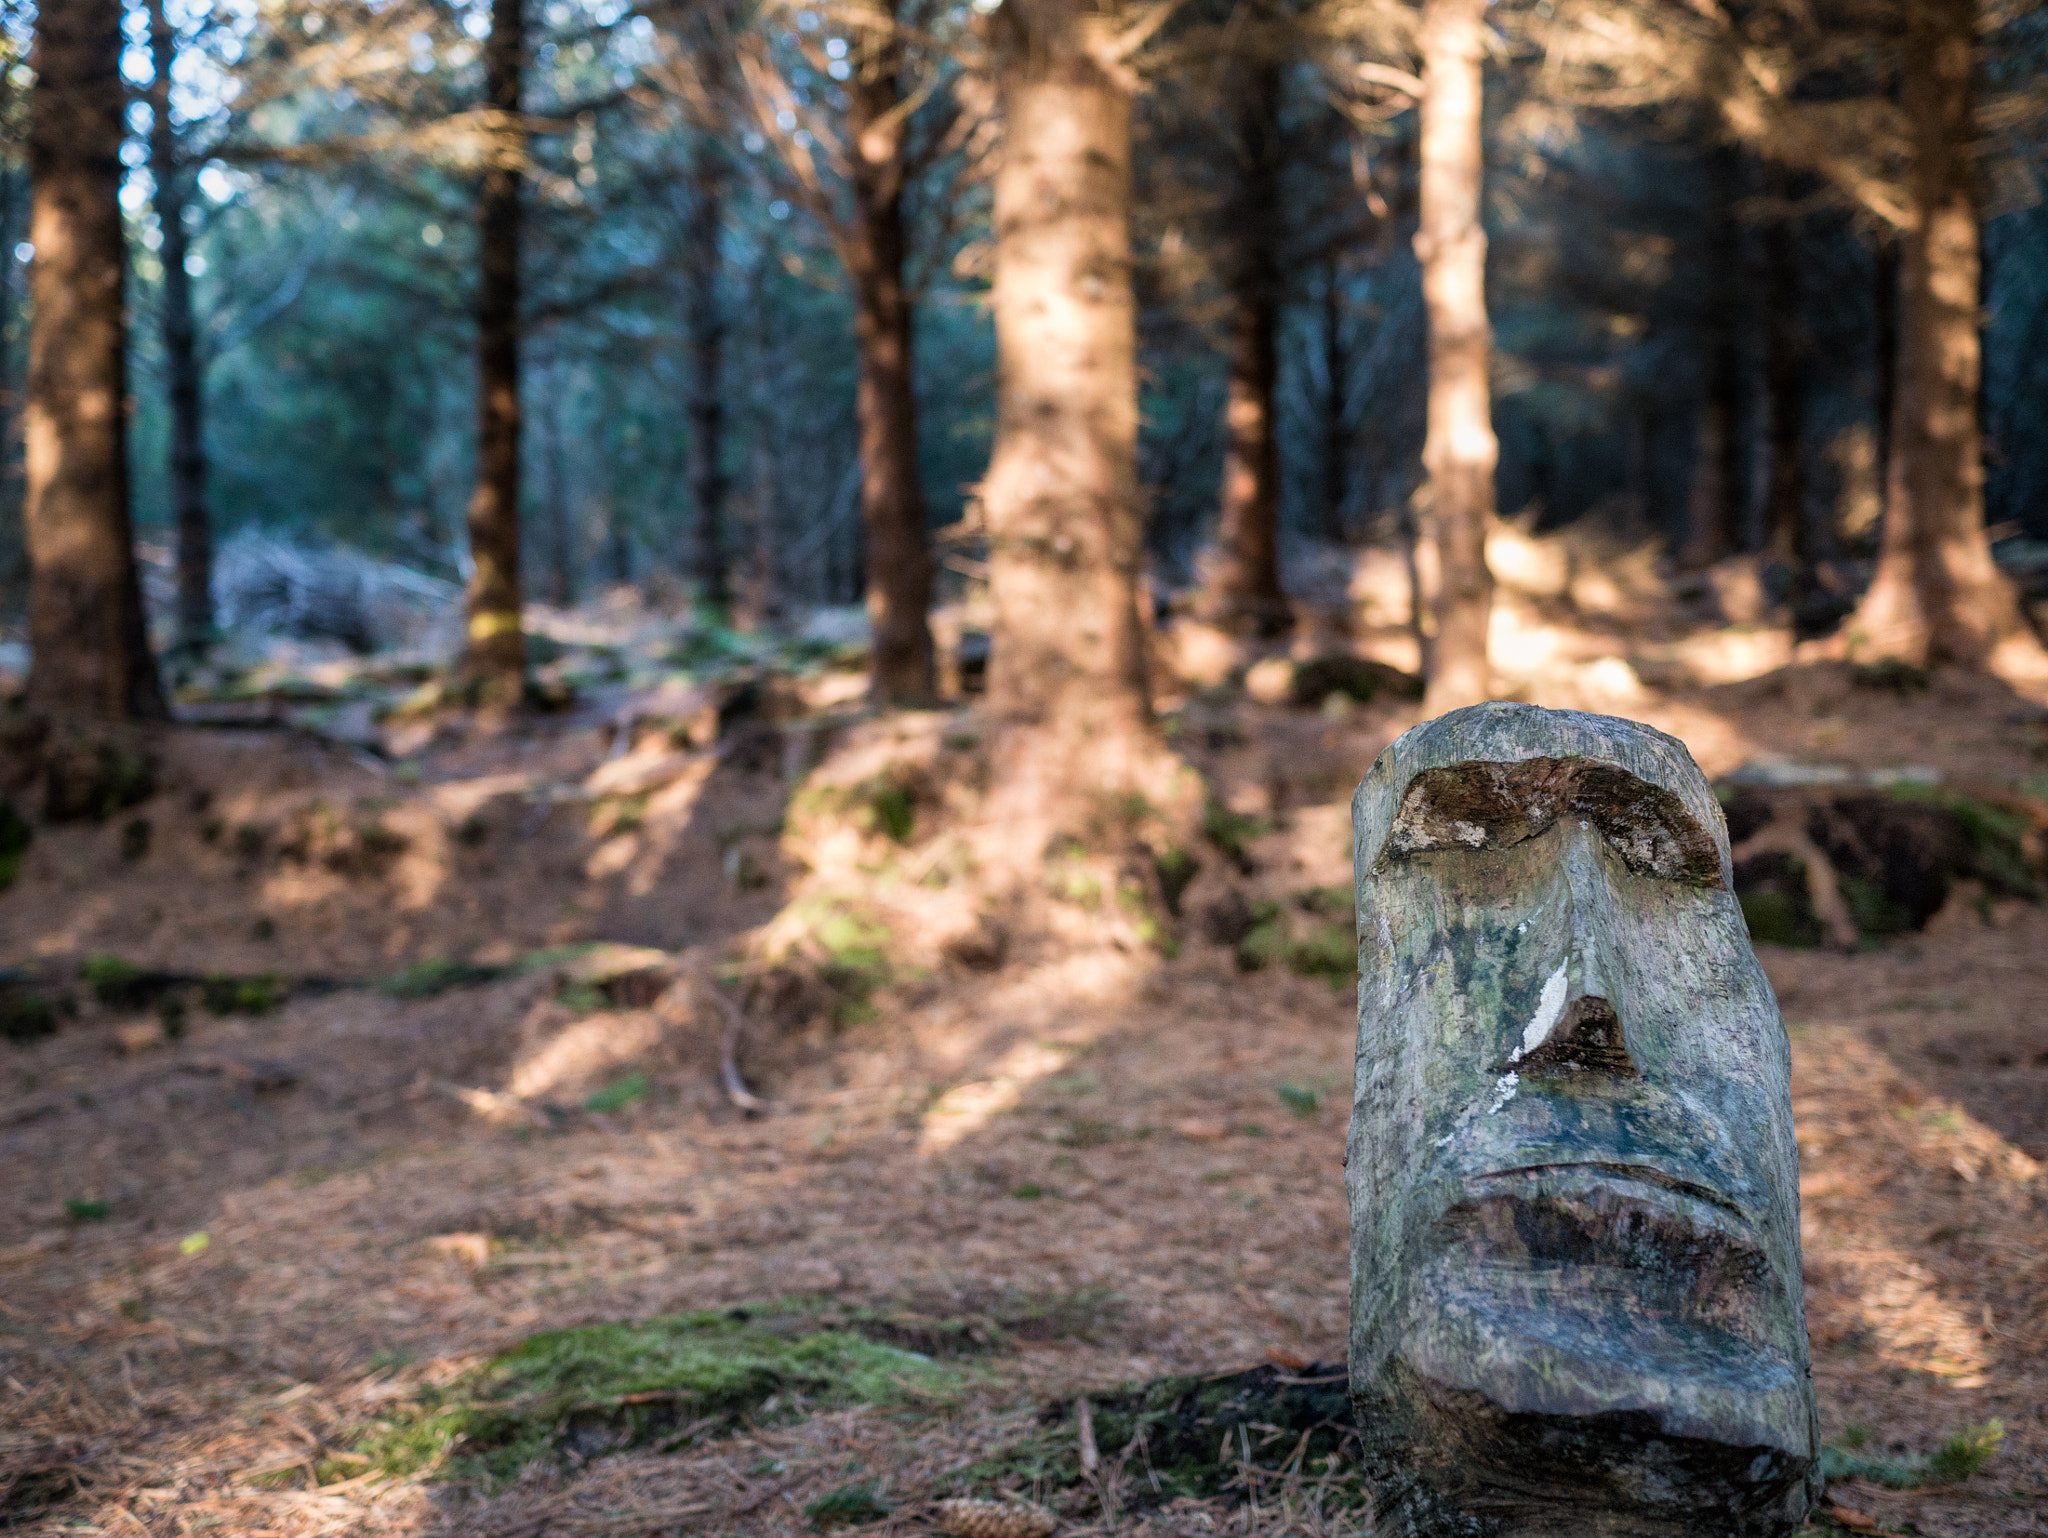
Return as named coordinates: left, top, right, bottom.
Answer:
left=1396, top=1166, right=1812, bottom=1466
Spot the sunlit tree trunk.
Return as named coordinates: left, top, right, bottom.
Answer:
left=982, top=0, right=1162, bottom=826
left=1852, top=0, right=2041, bottom=672
left=1414, top=0, right=1495, bottom=715
left=0, top=63, right=23, bottom=526
left=1205, top=58, right=1290, bottom=637
left=148, top=0, right=210, bottom=658
left=24, top=0, right=163, bottom=720
left=686, top=138, right=729, bottom=612
left=457, top=0, right=526, bottom=704
left=846, top=26, right=936, bottom=703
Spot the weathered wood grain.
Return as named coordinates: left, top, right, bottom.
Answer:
left=1349, top=702, right=1818, bottom=1536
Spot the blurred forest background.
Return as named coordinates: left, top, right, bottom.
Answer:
left=2, top=0, right=2046, bottom=701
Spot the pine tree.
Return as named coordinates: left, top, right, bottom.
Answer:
left=24, top=0, right=164, bottom=720
left=456, top=0, right=528, bottom=705
left=980, top=0, right=1174, bottom=824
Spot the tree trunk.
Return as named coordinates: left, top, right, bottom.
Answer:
left=457, top=0, right=526, bottom=704
left=981, top=0, right=1163, bottom=827
left=149, top=0, right=210, bottom=658
left=846, top=26, right=936, bottom=703
left=1872, top=231, right=1898, bottom=536
left=0, top=59, right=24, bottom=537
left=1320, top=261, right=1349, bottom=545
left=1681, top=145, right=1740, bottom=570
left=1205, top=58, right=1290, bottom=637
left=686, top=139, right=729, bottom=612
left=543, top=367, right=574, bottom=607
left=1414, top=0, right=1496, bottom=716
left=1761, top=180, right=1813, bottom=602
left=1851, top=0, right=2041, bottom=672
left=24, top=0, right=163, bottom=721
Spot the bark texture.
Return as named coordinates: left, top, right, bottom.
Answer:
left=1414, top=0, right=1496, bottom=716
left=981, top=0, right=1163, bottom=828
left=1204, top=58, right=1290, bottom=637
left=24, top=0, right=164, bottom=721
left=846, top=24, right=936, bottom=703
left=1850, top=0, right=2042, bottom=674
left=1349, top=703, right=1818, bottom=1537
left=686, top=138, right=730, bottom=612
left=149, top=0, right=210, bottom=656
left=457, top=0, right=527, bottom=704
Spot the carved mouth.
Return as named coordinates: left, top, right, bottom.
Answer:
left=1422, top=1164, right=1781, bottom=1345
left=1398, top=1169, right=1809, bottom=1454
left=1468, top=1160, right=1754, bottom=1226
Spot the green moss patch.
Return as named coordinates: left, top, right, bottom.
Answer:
left=202, top=973, right=285, bottom=1016
left=1233, top=889, right=1355, bottom=987
left=1821, top=1419, right=2002, bottom=1489
left=82, top=955, right=184, bottom=1010
left=0, top=988, right=61, bottom=1044
left=382, top=957, right=508, bottom=1000
left=792, top=769, right=925, bottom=846
left=766, top=900, right=895, bottom=1025
left=1203, top=802, right=1269, bottom=875
left=353, top=1308, right=973, bottom=1489
left=1888, top=785, right=2040, bottom=899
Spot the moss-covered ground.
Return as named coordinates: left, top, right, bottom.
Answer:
left=351, top=1305, right=976, bottom=1489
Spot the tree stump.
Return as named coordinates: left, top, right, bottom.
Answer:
left=1349, top=702, right=1818, bottom=1536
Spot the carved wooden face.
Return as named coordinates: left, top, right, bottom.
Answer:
left=1349, top=705, right=1816, bottom=1534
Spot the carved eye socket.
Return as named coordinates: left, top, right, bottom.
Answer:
left=1380, top=758, right=1723, bottom=886
left=1568, top=764, right=1724, bottom=884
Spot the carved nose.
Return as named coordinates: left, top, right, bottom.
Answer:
left=1514, top=826, right=1637, bottom=1079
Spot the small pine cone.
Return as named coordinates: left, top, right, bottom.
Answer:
left=932, top=1497, right=1058, bottom=1538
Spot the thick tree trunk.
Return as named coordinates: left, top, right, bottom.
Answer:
left=1414, top=0, right=1496, bottom=716
left=457, top=0, right=526, bottom=704
left=1205, top=59, right=1290, bottom=637
left=982, top=0, right=1163, bottom=826
left=686, top=139, right=729, bottom=612
left=1320, top=262, right=1349, bottom=545
left=1682, top=146, right=1740, bottom=570
left=1211, top=295, right=1287, bottom=632
left=0, top=61, right=24, bottom=537
left=846, top=29, right=936, bottom=704
left=24, top=0, right=163, bottom=721
left=149, top=0, right=210, bottom=657
left=1851, top=0, right=2041, bottom=673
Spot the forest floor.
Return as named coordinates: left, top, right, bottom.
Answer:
left=4, top=567, right=2048, bottom=1537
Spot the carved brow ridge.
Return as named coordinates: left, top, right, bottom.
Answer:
left=1379, top=756, right=1725, bottom=885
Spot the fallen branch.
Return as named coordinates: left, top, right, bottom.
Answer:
left=699, top=982, right=766, bottom=1116
left=1731, top=824, right=1860, bottom=952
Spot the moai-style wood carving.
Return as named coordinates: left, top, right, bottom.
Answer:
left=1348, top=703, right=1818, bottom=1537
